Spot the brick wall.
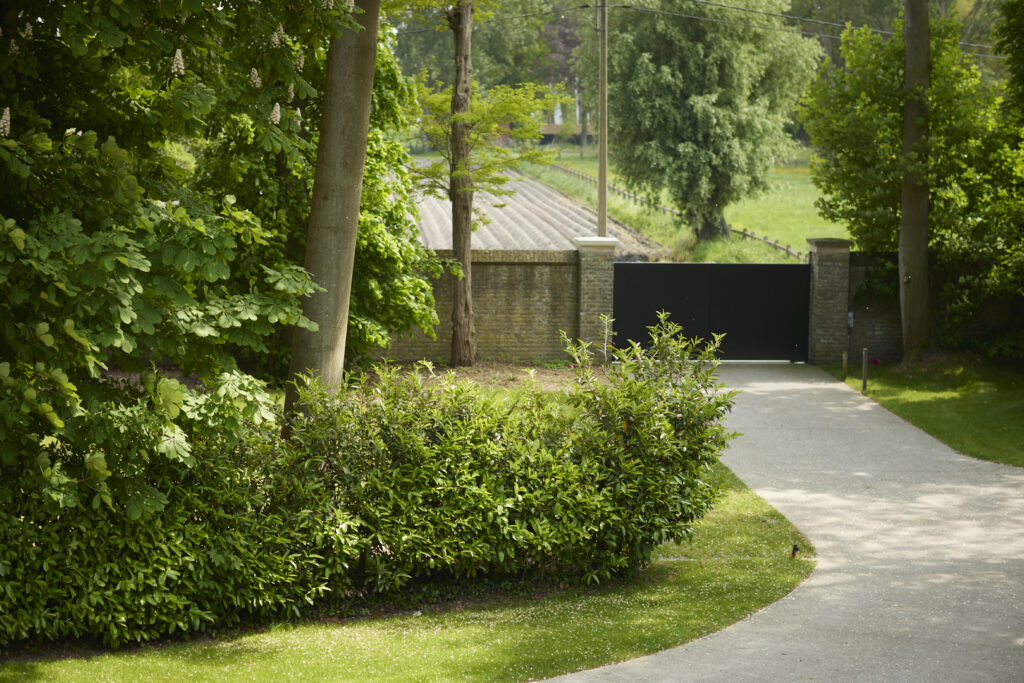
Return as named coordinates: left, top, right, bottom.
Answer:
left=387, top=240, right=616, bottom=363
left=576, top=237, right=618, bottom=348
left=807, top=239, right=851, bottom=365
left=806, top=242, right=903, bottom=366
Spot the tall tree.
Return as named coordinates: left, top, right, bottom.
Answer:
left=900, top=0, right=931, bottom=361
left=444, top=0, right=476, bottom=365
left=801, top=15, right=1021, bottom=355
left=287, top=0, right=381, bottom=398
left=996, top=0, right=1024, bottom=118
left=583, top=0, right=820, bottom=240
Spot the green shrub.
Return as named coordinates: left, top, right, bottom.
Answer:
left=286, top=313, right=735, bottom=588
left=0, top=316, right=734, bottom=647
left=0, top=414, right=361, bottom=647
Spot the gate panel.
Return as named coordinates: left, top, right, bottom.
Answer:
left=613, top=263, right=810, bottom=361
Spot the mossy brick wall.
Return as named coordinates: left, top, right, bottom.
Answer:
left=387, top=249, right=583, bottom=362
left=849, top=252, right=903, bottom=362
left=807, top=241, right=903, bottom=366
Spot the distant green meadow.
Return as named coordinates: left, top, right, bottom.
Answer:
left=527, top=147, right=847, bottom=263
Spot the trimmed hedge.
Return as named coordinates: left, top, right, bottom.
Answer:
left=0, top=316, right=734, bottom=647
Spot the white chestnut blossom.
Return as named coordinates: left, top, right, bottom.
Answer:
left=270, top=102, right=281, bottom=126
left=171, top=49, right=185, bottom=77
left=0, top=108, right=10, bottom=137
left=270, top=24, right=285, bottom=48
left=295, top=50, right=304, bottom=72
left=287, top=82, right=294, bottom=103
left=23, top=23, right=32, bottom=39
left=8, top=40, right=18, bottom=57
left=249, top=67, right=261, bottom=88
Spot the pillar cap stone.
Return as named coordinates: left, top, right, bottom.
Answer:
left=806, top=238, right=852, bottom=252
left=575, top=236, right=619, bottom=253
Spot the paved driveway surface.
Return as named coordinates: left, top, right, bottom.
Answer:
left=549, top=363, right=1024, bottom=682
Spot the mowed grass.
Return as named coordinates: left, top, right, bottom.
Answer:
left=530, top=147, right=846, bottom=263
left=0, top=466, right=815, bottom=682
left=840, top=354, right=1024, bottom=468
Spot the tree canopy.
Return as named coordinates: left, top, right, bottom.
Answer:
left=584, top=0, right=820, bottom=239
left=0, top=1, right=439, bottom=512
left=801, top=13, right=1024, bottom=356
left=996, top=0, right=1024, bottom=118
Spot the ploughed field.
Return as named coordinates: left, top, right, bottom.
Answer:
left=415, top=172, right=664, bottom=261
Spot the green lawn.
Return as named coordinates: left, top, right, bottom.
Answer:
left=839, top=354, right=1024, bottom=468
left=0, top=466, right=815, bottom=682
left=531, top=146, right=847, bottom=263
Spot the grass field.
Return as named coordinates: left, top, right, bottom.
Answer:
left=1, top=460, right=815, bottom=681
left=538, top=146, right=847, bottom=263
left=837, top=354, right=1024, bottom=468
left=520, top=161, right=797, bottom=263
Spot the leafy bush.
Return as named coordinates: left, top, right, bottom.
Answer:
left=0, top=316, right=734, bottom=647
left=286, top=314, right=734, bottom=588
left=0, top=402, right=361, bottom=647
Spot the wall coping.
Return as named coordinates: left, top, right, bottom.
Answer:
left=806, top=238, right=852, bottom=253
left=432, top=249, right=578, bottom=264
left=574, top=236, right=619, bottom=254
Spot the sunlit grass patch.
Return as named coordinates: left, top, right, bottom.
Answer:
left=0, top=466, right=814, bottom=682
left=837, top=353, right=1024, bottom=468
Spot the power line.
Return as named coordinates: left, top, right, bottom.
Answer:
left=611, top=3, right=844, bottom=42
left=627, top=0, right=998, bottom=51
left=395, top=2, right=1004, bottom=60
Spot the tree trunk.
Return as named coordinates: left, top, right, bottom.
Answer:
left=900, top=0, right=931, bottom=362
left=447, top=1, right=477, bottom=366
left=579, top=108, right=588, bottom=157
left=286, top=0, right=380, bottom=408
left=695, top=213, right=730, bottom=241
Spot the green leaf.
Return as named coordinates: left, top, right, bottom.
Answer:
left=156, top=378, right=185, bottom=418
left=156, top=423, right=193, bottom=465
left=7, top=227, right=25, bottom=251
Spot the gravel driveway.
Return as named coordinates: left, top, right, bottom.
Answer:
left=548, top=363, right=1024, bottom=682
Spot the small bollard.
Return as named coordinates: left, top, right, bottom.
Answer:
left=861, top=347, right=868, bottom=393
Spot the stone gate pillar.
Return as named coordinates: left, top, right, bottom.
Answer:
left=575, top=236, right=618, bottom=350
left=807, top=238, right=851, bottom=366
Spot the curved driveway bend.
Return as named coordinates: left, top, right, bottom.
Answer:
left=549, top=363, right=1024, bottom=682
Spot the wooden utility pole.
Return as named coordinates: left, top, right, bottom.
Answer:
left=899, top=0, right=931, bottom=362
left=597, top=1, right=608, bottom=237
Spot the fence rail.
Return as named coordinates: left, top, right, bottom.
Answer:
left=549, top=163, right=806, bottom=262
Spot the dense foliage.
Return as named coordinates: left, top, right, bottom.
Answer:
left=413, top=79, right=564, bottom=206
left=393, top=0, right=574, bottom=90
left=0, top=3, right=440, bottom=511
left=580, top=0, right=820, bottom=239
left=801, top=15, right=1024, bottom=355
left=0, top=318, right=734, bottom=647
left=198, top=30, right=441, bottom=375
left=996, top=0, right=1024, bottom=119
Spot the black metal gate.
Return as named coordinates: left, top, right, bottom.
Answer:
left=613, top=263, right=810, bottom=361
